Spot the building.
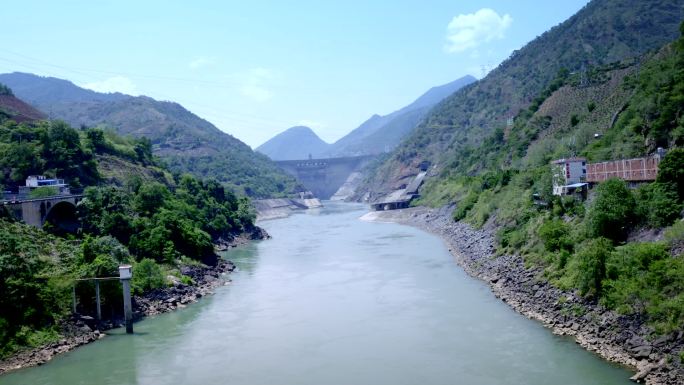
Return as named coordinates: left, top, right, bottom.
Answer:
left=18, top=176, right=70, bottom=199
left=586, top=153, right=662, bottom=184
left=551, top=157, right=588, bottom=196
left=550, top=149, right=666, bottom=198
left=370, top=171, right=427, bottom=211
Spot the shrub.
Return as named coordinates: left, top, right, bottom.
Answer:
left=587, top=179, right=636, bottom=242
left=453, top=191, right=479, bottom=221
left=29, top=186, right=59, bottom=198
left=575, top=238, right=613, bottom=297
left=664, top=220, right=684, bottom=249
left=131, top=258, right=166, bottom=294
left=539, top=219, right=572, bottom=252
left=635, top=183, right=681, bottom=228
left=657, top=149, right=684, bottom=202
left=570, top=114, right=580, bottom=127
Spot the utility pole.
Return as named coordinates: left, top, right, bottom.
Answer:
left=119, top=265, right=133, bottom=334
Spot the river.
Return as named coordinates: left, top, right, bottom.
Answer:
left=0, top=202, right=633, bottom=385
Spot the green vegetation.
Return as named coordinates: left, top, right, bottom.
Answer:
left=0, top=73, right=301, bottom=198
left=0, top=220, right=77, bottom=357
left=166, top=152, right=300, bottom=198
left=0, top=120, right=100, bottom=188
left=358, top=0, right=682, bottom=196
left=413, top=26, right=684, bottom=334
left=80, top=174, right=255, bottom=265
left=587, top=179, right=636, bottom=242
left=0, top=83, right=12, bottom=96
left=0, top=113, right=260, bottom=356
left=28, top=186, right=59, bottom=198
left=131, top=258, right=166, bottom=294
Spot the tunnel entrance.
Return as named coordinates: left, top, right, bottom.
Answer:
left=44, top=201, right=79, bottom=235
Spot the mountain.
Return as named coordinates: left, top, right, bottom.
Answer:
left=0, top=72, right=127, bottom=113
left=0, top=83, right=46, bottom=123
left=357, top=0, right=684, bottom=197
left=256, top=126, right=330, bottom=160
left=0, top=72, right=300, bottom=198
left=326, top=75, right=476, bottom=157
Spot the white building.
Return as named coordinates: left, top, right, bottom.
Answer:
left=25, top=175, right=67, bottom=188
left=551, top=158, right=587, bottom=196
left=18, top=175, right=70, bottom=198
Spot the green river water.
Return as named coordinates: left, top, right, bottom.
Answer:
left=0, top=202, right=634, bottom=385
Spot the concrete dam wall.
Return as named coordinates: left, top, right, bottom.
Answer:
left=275, top=155, right=375, bottom=199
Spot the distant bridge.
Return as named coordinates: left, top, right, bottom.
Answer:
left=275, top=155, right=375, bottom=199
left=2, top=194, right=84, bottom=232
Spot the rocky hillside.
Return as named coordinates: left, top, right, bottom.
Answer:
left=0, top=83, right=46, bottom=123
left=256, top=126, right=330, bottom=160
left=325, top=75, right=476, bottom=157
left=0, top=73, right=300, bottom=198
left=358, top=0, right=684, bottom=196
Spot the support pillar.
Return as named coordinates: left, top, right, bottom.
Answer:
left=72, top=284, right=77, bottom=314
left=119, top=265, right=133, bottom=334
left=95, top=280, right=101, bottom=321
left=122, top=279, right=133, bottom=334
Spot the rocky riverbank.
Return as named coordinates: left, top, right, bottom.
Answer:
left=0, top=257, right=238, bottom=375
left=362, top=206, right=684, bottom=385
left=214, top=225, right=271, bottom=251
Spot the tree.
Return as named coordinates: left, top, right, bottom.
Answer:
left=587, top=179, right=636, bottom=242
left=1, top=141, right=43, bottom=183
left=85, top=128, right=107, bottom=153
left=539, top=218, right=572, bottom=252
left=41, top=121, right=99, bottom=186
left=635, top=183, right=681, bottom=228
left=576, top=238, right=613, bottom=297
left=657, top=148, right=684, bottom=202
left=133, top=182, right=169, bottom=216
left=134, top=137, right=153, bottom=164
left=0, top=83, right=13, bottom=96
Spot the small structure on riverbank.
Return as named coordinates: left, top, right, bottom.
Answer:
left=371, top=171, right=427, bottom=211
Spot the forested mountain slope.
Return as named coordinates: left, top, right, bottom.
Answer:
left=0, top=91, right=260, bottom=358
left=359, top=0, right=684, bottom=196
left=0, top=72, right=300, bottom=197
left=384, top=22, right=684, bottom=379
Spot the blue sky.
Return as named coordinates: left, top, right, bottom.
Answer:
left=1, top=0, right=589, bottom=147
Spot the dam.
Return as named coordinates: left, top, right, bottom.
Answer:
left=275, top=155, right=375, bottom=199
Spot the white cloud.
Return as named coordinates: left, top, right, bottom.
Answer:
left=81, top=76, right=137, bottom=95
left=241, top=84, right=273, bottom=102
left=444, top=8, right=512, bottom=54
left=239, top=68, right=275, bottom=102
left=189, top=57, right=215, bottom=69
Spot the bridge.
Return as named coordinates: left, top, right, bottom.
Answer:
left=2, top=194, right=84, bottom=232
left=275, top=155, right=375, bottom=199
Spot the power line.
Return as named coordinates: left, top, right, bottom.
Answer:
left=0, top=51, right=303, bottom=130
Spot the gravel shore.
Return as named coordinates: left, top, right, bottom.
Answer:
left=362, top=206, right=684, bottom=385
